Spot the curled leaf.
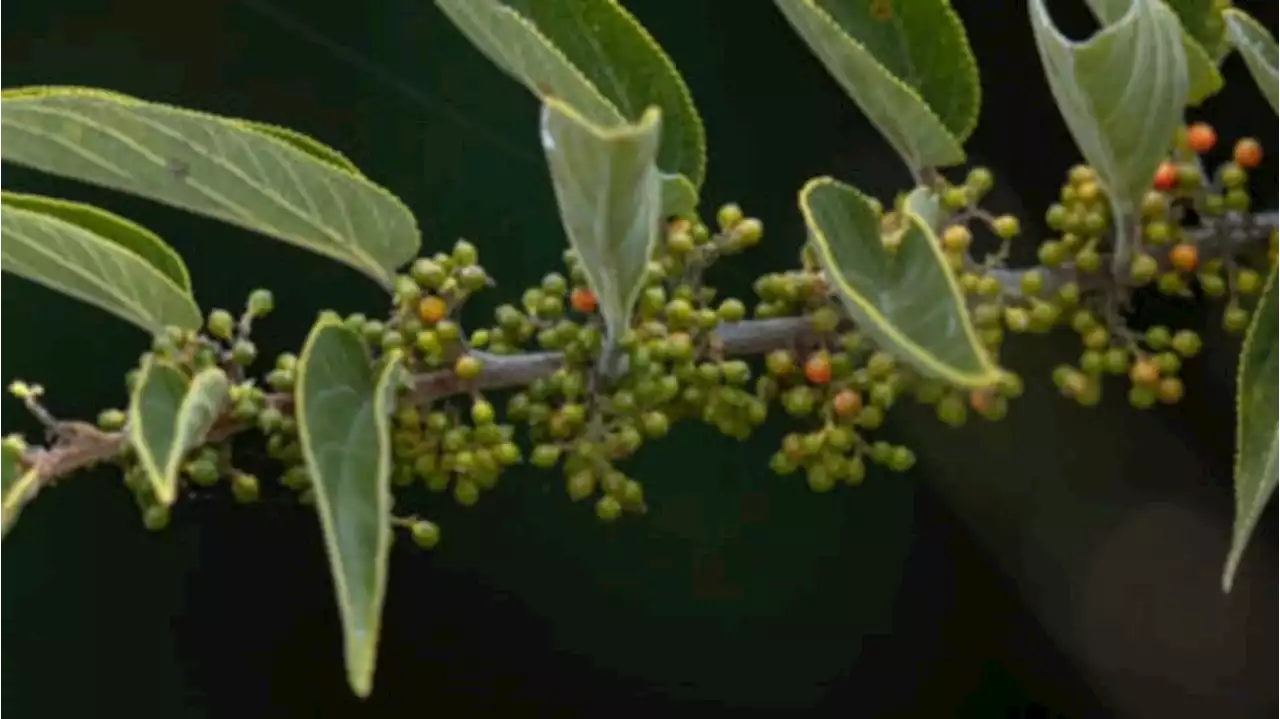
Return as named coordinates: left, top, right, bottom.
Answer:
left=539, top=98, right=663, bottom=364
left=801, top=178, right=999, bottom=389
left=128, top=361, right=230, bottom=506
left=296, top=318, right=403, bottom=698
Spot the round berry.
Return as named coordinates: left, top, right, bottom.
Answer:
left=1168, top=243, right=1198, bottom=273
left=1153, top=161, right=1178, bottom=191
left=418, top=296, right=448, bottom=324
left=1233, top=137, right=1263, bottom=169
left=570, top=287, right=598, bottom=314
left=595, top=495, right=623, bottom=522
left=803, top=350, right=834, bottom=383
left=942, top=225, right=972, bottom=252
left=410, top=520, right=441, bottom=549
left=991, top=214, right=1020, bottom=239
left=1186, top=122, right=1216, bottom=154
left=832, top=389, right=863, bottom=417
left=454, top=354, right=483, bottom=380
left=1129, top=359, right=1160, bottom=386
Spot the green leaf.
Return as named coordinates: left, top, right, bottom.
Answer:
left=774, top=0, right=969, bottom=169
left=540, top=98, right=663, bottom=360
left=1085, top=0, right=1223, bottom=105
left=1223, top=8, right=1279, bottom=115
left=435, top=0, right=703, bottom=217
left=235, top=119, right=366, bottom=177
left=800, top=177, right=999, bottom=388
left=2, top=440, right=40, bottom=539
left=128, top=360, right=230, bottom=506
left=0, top=195, right=202, bottom=334
left=499, top=0, right=706, bottom=191
left=2, top=191, right=192, bottom=292
left=295, top=318, right=403, bottom=698
left=0, top=86, right=419, bottom=287
left=1030, top=0, right=1188, bottom=239
left=1163, top=0, right=1229, bottom=59
left=1223, top=265, right=1278, bottom=592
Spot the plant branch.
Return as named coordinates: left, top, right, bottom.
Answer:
left=13, top=210, right=1276, bottom=497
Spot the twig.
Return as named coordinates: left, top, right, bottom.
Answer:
left=9, top=211, right=1276, bottom=496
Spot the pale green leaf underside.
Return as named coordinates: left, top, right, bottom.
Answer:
left=129, top=361, right=230, bottom=506
left=499, top=0, right=707, bottom=191
left=0, top=200, right=202, bottom=334
left=1223, top=9, right=1279, bottom=115
left=1084, top=0, right=1222, bottom=105
left=801, top=177, right=998, bottom=388
left=1, top=441, right=39, bottom=539
left=1030, top=0, right=1188, bottom=215
left=774, top=0, right=965, bottom=169
left=1162, top=0, right=1229, bottom=59
left=1223, top=265, right=1278, bottom=592
left=296, top=319, right=402, bottom=698
left=236, top=119, right=366, bottom=177
left=0, top=86, right=419, bottom=287
left=2, top=191, right=192, bottom=291
left=809, top=0, right=980, bottom=142
left=540, top=98, right=663, bottom=346
left=435, top=0, right=699, bottom=217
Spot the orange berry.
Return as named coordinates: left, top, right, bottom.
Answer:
left=1152, top=161, right=1178, bottom=191
left=1168, top=243, right=1199, bottom=273
left=418, top=295, right=448, bottom=324
left=832, top=389, right=863, bottom=417
left=1233, top=138, right=1263, bottom=169
left=803, top=351, right=833, bottom=385
left=969, top=388, right=995, bottom=413
left=668, top=218, right=692, bottom=235
left=1129, top=359, right=1160, bottom=386
left=569, top=287, right=598, bottom=314
left=1186, top=122, right=1216, bottom=154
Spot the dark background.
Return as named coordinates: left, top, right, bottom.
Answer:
left=2, top=1, right=1277, bottom=716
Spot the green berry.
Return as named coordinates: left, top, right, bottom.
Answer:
left=207, top=309, right=236, bottom=340
left=1037, top=241, right=1066, bottom=266
left=452, top=239, right=479, bottom=267
left=991, top=215, right=1020, bottom=239
left=1045, top=203, right=1068, bottom=230
left=1144, top=325, right=1171, bottom=350
left=717, top=298, right=746, bottom=322
left=1237, top=268, right=1263, bottom=295
left=717, top=202, right=744, bottom=231
left=454, top=354, right=483, bottom=380
left=531, top=444, right=561, bottom=468
left=246, top=289, right=275, bottom=317
left=810, top=306, right=841, bottom=333
left=733, top=218, right=764, bottom=246
left=1171, top=330, right=1202, bottom=358
left=410, top=520, right=441, bottom=549
left=143, top=504, right=171, bottom=531
left=1130, top=254, right=1159, bottom=285
left=411, top=258, right=447, bottom=288
left=232, top=473, right=260, bottom=503
left=942, top=186, right=969, bottom=210
left=230, top=339, right=258, bottom=366
left=186, top=459, right=219, bottom=486
left=1020, top=271, right=1044, bottom=296
left=567, top=470, right=596, bottom=501
left=453, top=479, right=481, bottom=506
left=887, top=446, right=916, bottom=472
left=1223, top=303, right=1250, bottom=333
left=966, top=166, right=994, bottom=197
left=97, top=409, right=127, bottom=431
left=584, top=493, right=621, bottom=523
left=470, top=399, right=495, bottom=425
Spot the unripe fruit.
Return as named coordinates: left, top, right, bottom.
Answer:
left=733, top=218, right=765, bottom=246
left=1223, top=303, right=1249, bottom=333
left=470, top=399, right=495, bottom=425
left=531, top=444, right=561, bottom=468
left=454, top=354, right=482, bottom=380
left=595, top=495, right=623, bottom=522
left=411, top=258, right=447, bottom=288
left=717, top=202, right=744, bottom=231
left=1130, top=254, right=1159, bottom=284
left=97, top=408, right=127, bottom=431
left=966, top=166, right=994, bottom=196
left=452, top=239, right=479, bottom=267
left=453, top=479, right=481, bottom=506
left=942, top=225, right=971, bottom=252
left=207, top=309, right=236, bottom=340
left=1236, top=268, right=1262, bottom=295
left=1171, top=330, right=1202, bottom=358
left=991, top=215, right=1020, bottom=239
left=411, top=520, right=441, bottom=549
left=232, top=473, right=260, bottom=503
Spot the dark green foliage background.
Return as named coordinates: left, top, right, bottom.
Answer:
left=2, top=0, right=1276, bottom=715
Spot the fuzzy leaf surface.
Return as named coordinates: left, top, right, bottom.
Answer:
left=296, top=318, right=403, bottom=698
left=1223, top=266, right=1278, bottom=592
left=128, top=361, right=230, bottom=506
left=0, top=194, right=202, bottom=334
left=0, top=86, right=419, bottom=287
left=774, top=0, right=971, bottom=169
left=540, top=98, right=662, bottom=356
left=801, top=178, right=999, bottom=388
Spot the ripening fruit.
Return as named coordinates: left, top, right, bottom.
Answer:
left=991, top=215, right=1020, bottom=240
left=803, top=353, right=832, bottom=384
left=418, top=296, right=448, bottom=324
left=1153, top=161, right=1178, bottom=191
left=1129, top=359, right=1160, bottom=386
left=942, top=225, right=971, bottom=252
left=454, top=354, right=483, bottom=380
left=1168, top=243, right=1199, bottom=272
left=1233, top=137, right=1263, bottom=169
left=570, top=287, right=598, bottom=314
left=1186, top=122, right=1217, bottom=154
left=832, top=389, right=863, bottom=417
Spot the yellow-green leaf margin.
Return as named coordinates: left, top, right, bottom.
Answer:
left=128, top=360, right=231, bottom=506
left=295, top=318, right=405, bottom=698
left=800, top=177, right=1000, bottom=389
